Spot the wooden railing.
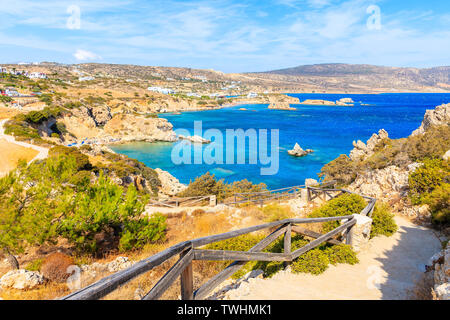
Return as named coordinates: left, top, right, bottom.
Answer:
left=307, top=186, right=376, bottom=217
left=224, top=180, right=336, bottom=207
left=62, top=183, right=376, bottom=301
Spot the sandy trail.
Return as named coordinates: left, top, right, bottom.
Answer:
left=0, top=119, right=49, bottom=177
left=220, top=216, right=441, bottom=300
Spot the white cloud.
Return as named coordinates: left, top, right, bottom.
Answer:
left=73, top=49, right=101, bottom=61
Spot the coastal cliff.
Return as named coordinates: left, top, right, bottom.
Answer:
left=321, top=103, right=450, bottom=225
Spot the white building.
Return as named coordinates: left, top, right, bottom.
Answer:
left=79, top=76, right=95, bottom=81
left=247, top=92, right=258, bottom=98
left=29, top=72, right=48, bottom=79
left=147, top=87, right=175, bottom=95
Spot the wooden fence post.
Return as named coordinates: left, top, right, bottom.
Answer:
left=180, top=250, right=194, bottom=300
left=284, top=223, right=292, bottom=268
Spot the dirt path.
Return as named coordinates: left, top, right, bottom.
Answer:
left=218, top=216, right=441, bottom=300
left=0, top=119, right=49, bottom=176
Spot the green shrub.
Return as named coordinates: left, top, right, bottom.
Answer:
left=254, top=235, right=308, bottom=277
left=49, top=146, right=92, bottom=171
left=291, top=249, right=330, bottom=275
left=179, top=172, right=226, bottom=200
left=38, top=94, right=53, bottom=105
left=0, top=96, right=12, bottom=103
left=406, top=126, right=450, bottom=161
left=319, top=155, right=356, bottom=186
left=370, top=203, right=398, bottom=238
left=325, top=244, right=359, bottom=265
left=178, top=173, right=267, bottom=201
left=25, top=258, right=43, bottom=272
left=428, top=184, right=450, bottom=225
left=408, top=159, right=449, bottom=204
left=119, top=213, right=167, bottom=252
left=309, top=193, right=367, bottom=232
left=0, top=153, right=161, bottom=257
left=206, top=234, right=264, bottom=252
left=205, top=234, right=264, bottom=279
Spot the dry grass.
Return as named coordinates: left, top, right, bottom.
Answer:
left=0, top=206, right=275, bottom=300
left=0, top=106, right=19, bottom=120
left=0, top=139, right=38, bottom=177
left=406, top=271, right=438, bottom=300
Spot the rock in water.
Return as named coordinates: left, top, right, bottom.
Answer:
left=0, top=269, right=44, bottom=290
left=178, top=135, right=211, bottom=144
left=288, top=143, right=314, bottom=157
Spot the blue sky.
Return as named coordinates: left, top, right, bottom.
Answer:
left=0, top=0, right=449, bottom=72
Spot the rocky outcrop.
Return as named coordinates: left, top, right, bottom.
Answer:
left=336, top=98, right=354, bottom=106
left=103, top=114, right=177, bottom=143
left=429, top=247, right=450, bottom=300
left=412, top=103, right=450, bottom=136
left=349, top=129, right=389, bottom=161
left=0, top=269, right=45, bottom=290
left=91, top=105, right=112, bottom=126
left=267, top=95, right=299, bottom=110
left=80, top=256, right=133, bottom=278
left=155, top=168, right=187, bottom=196
left=288, top=143, right=314, bottom=157
left=299, top=98, right=354, bottom=106
left=300, top=99, right=336, bottom=106
left=349, top=163, right=420, bottom=199
left=268, top=103, right=296, bottom=110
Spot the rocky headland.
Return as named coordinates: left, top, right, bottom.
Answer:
left=299, top=98, right=354, bottom=106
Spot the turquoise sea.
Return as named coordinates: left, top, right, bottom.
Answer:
left=110, top=93, right=450, bottom=189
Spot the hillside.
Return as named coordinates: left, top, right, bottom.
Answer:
left=250, top=63, right=450, bottom=93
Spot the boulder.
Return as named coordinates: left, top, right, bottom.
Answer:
left=443, top=150, right=450, bottom=161
left=288, top=143, right=314, bottom=157
left=412, top=103, right=450, bottom=136
left=336, top=98, right=355, bottom=106
left=0, top=269, right=45, bottom=290
left=178, top=135, right=211, bottom=144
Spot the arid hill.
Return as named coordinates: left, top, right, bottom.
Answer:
left=249, top=63, right=450, bottom=93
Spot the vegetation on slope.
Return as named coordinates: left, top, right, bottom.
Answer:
left=207, top=194, right=396, bottom=279
left=178, top=172, right=267, bottom=201
left=320, top=125, right=450, bottom=187
left=408, top=158, right=450, bottom=224
left=0, top=147, right=166, bottom=266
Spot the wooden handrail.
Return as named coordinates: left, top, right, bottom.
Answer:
left=62, top=185, right=375, bottom=301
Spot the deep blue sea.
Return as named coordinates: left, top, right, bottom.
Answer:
left=110, top=93, right=450, bottom=189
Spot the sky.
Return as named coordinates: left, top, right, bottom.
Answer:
left=0, top=0, right=449, bottom=72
